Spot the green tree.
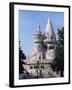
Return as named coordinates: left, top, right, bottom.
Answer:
left=51, top=27, right=64, bottom=77
left=19, top=41, right=26, bottom=74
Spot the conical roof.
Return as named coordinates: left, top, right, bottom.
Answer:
left=45, top=17, right=56, bottom=40
left=34, top=24, right=43, bottom=43
left=35, top=24, right=42, bottom=35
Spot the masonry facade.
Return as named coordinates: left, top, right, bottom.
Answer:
left=23, top=17, right=58, bottom=78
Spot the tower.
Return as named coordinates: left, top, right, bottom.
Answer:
left=44, top=17, right=57, bottom=61
left=33, top=25, right=45, bottom=60
left=34, top=25, right=43, bottom=52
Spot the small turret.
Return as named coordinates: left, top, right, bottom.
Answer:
left=33, top=25, right=43, bottom=53
left=34, top=24, right=43, bottom=43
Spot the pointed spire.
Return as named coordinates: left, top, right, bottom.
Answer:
left=35, top=24, right=41, bottom=34
left=45, top=17, right=56, bottom=40
left=36, top=24, right=40, bottom=31
left=45, top=17, right=53, bottom=32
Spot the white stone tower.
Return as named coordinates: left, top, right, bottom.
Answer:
left=44, top=17, right=57, bottom=61
left=34, top=25, right=43, bottom=52
left=33, top=25, right=45, bottom=60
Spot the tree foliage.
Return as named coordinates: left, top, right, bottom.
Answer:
left=19, top=42, right=26, bottom=74
left=51, top=27, right=64, bottom=77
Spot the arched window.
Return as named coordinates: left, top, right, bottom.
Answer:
left=49, top=46, right=54, bottom=49
left=41, top=66, right=44, bottom=69
left=39, top=56, right=41, bottom=59
left=34, top=66, right=39, bottom=69
left=49, top=46, right=51, bottom=49
left=43, top=56, right=45, bottom=59
left=30, top=66, right=33, bottom=69
left=51, top=36, right=53, bottom=39
left=34, top=66, right=37, bottom=69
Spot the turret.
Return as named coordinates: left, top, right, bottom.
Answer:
left=34, top=25, right=43, bottom=43
left=44, top=17, right=56, bottom=42
left=34, top=25, right=43, bottom=52
left=44, top=17, right=57, bottom=60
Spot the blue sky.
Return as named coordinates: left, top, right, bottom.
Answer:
left=19, top=10, right=64, bottom=56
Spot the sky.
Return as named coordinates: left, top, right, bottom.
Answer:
left=19, top=10, right=64, bottom=57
